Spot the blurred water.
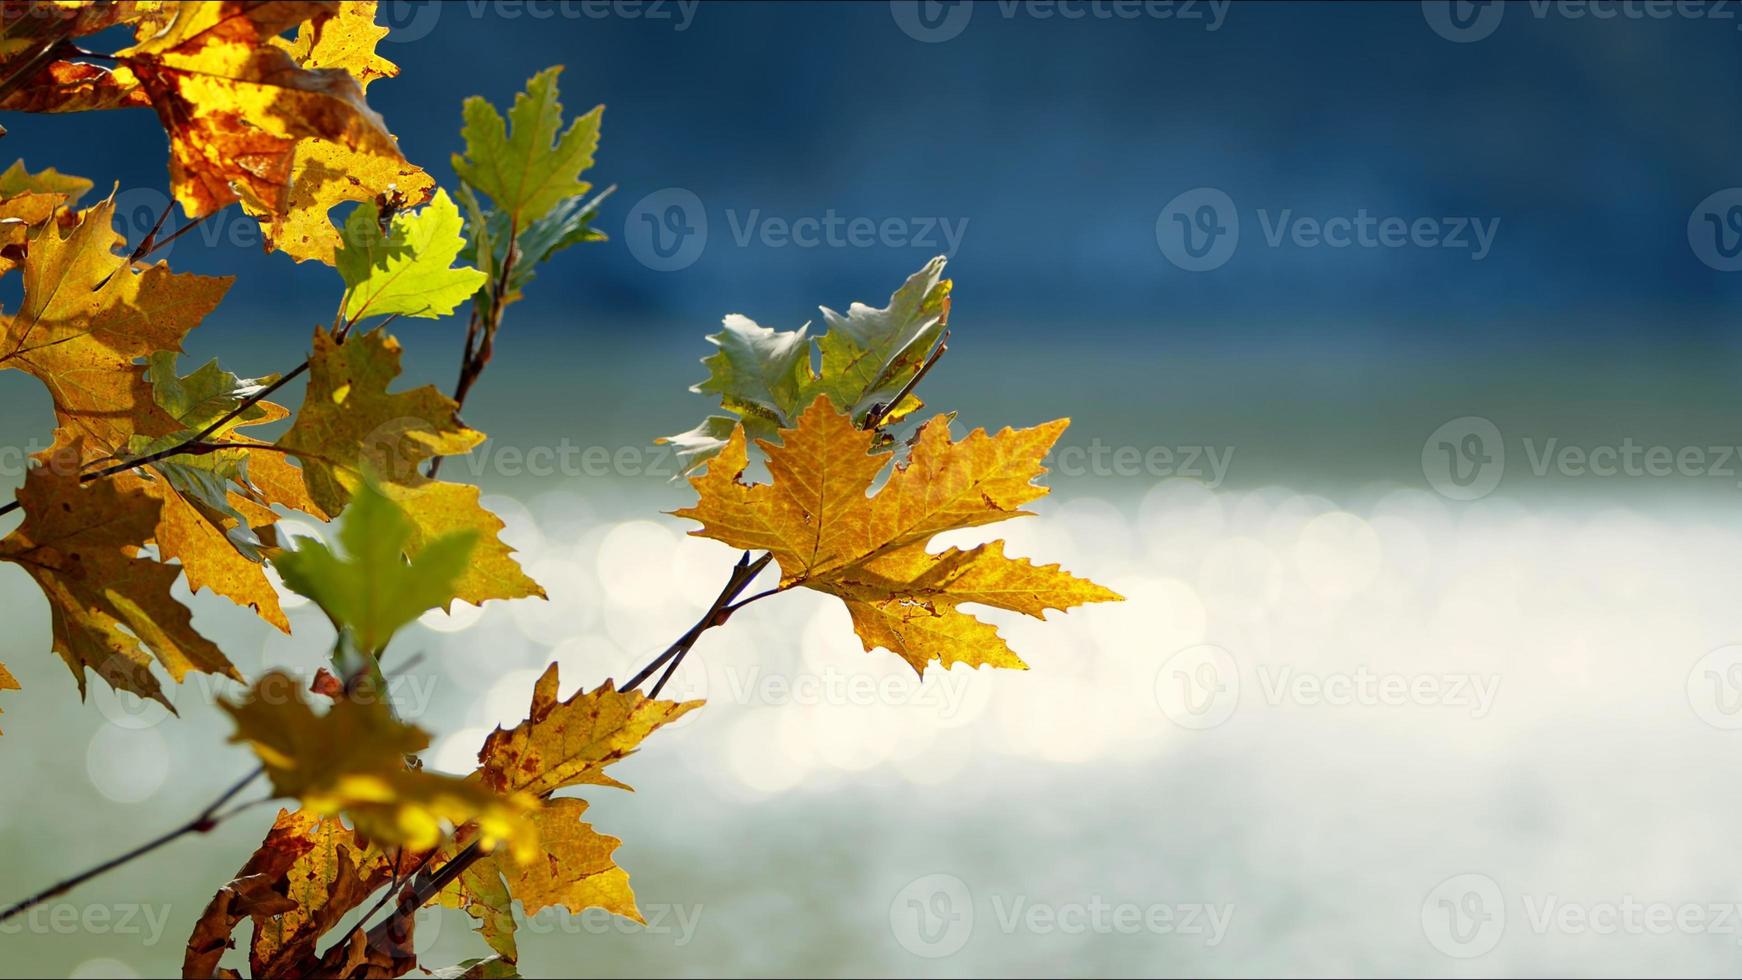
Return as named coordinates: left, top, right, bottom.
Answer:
left=7, top=458, right=1742, bottom=976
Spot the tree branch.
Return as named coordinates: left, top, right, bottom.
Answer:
left=0, top=767, right=264, bottom=923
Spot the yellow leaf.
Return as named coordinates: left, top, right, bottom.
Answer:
left=0, top=662, right=17, bottom=735
left=237, top=136, right=435, bottom=265
left=0, top=196, right=229, bottom=451
left=277, top=0, right=398, bottom=93
left=277, top=327, right=542, bottom=605
left=1, top=200, right=319, bottom=631
left=0, top=438, right=239, bottom=706
left=222, top=671, right=539, bottom=862
left=478, top=662, right=702, bottom=798
left=675, top=396, right=1123, bottom=673
left=115, top=0, right=404, bottom=219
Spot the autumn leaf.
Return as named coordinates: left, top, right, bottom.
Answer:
left=275, top=478, right=477, bottom=658
left=184, top=807, right=405, bottom=979
left=0, top=437, right=240, bottom=706
left=337, top=188, right=488, bottom=321
left=221, top=671, right=539, bottom=860
left=478, top=662, right=702, bottom=798
left=0, top=662, right=17, bottom=736
left=0, top=159, right=90, bottom=274
left=440, top=663, right=697, bottom=963
left=453, top=66, right=602, bottom=231
left=0, top=195, right=230, bottom=453
left=664, top=257, right=952, bottom=473
left=237, top=1, right=438, bottom=264
left=675, top=397, right=1122, bottom=673
left=115, top=0, right=404, bottom=220
left=275, top=326, right=542, bottom=605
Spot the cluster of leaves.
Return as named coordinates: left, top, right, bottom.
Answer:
left=0, top=3, right=1117, bottom=978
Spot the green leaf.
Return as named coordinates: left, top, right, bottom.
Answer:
left=273, top=480, right=478, bottom=657
left=462, top=184, right=611, bottom=307
left=664, top=257, right=952, bottom=473
left=452, top=66, right=601, bottom=229
left=337, top=188, right=488, bottom=322
left=142, top=352, right=275, bottom=432
left=0, top=160, right=92, bottom=202
left=803, top=255, right=950, bottom=420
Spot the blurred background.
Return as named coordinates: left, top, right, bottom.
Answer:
left=4, top=0, right=1742, bottom=976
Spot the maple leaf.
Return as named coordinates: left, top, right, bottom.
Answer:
left=0, top=437, right=240, bottom=706
left=477, top=662, right=702, bottom=798
left=337, top=188, right=488, bottom=321
left=452, top=66, right=602, bottom=231
left=675, top=397, right=1122, bottom=673
left=184, top=807, right=405, bottom=979
left=459, top=181, right=610, bottom=310
left=1, top=196, right=322, bottom=631
left=439, top=663, right=696, bottom=963
left=275, top=326, right=542, bottom=605
left=125, top=352, right=326, bottom=632
left=0, top=195, right=230, bottom=452
left=221, top=671, right=539, bottom=860
left=0, top=159, right=90, bottom=275
left=113, top=1, right=405, bottom=220
left=275, top=478, right=477, bottom=658
left=664, top=257, right=952, bottom=473
left=235, top=2, right=438, bottom=264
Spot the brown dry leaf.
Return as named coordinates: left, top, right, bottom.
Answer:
left=675, top=396, right=1123, bottom=672
left=0, top=436, right=239, bottom=706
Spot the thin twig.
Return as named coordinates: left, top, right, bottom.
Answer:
left=862, top=330, right=949, bottom=431
left=0, top=362, right=309, bottom=520
left=431, top=223, right=521, bottom=478
left=0, top=767, right=264, bottom=922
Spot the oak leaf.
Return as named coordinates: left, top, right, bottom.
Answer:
left=675, top=396, right=1122, bottom=672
